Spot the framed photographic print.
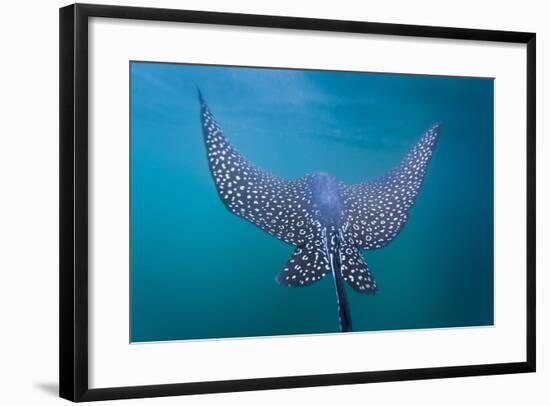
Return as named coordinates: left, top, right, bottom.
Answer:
left=59, top=3, right=536, bottom=402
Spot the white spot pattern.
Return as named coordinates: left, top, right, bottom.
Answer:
left=200, top=102, right=317, bottom=246
left=342, top=124, right=441, bottom=250
left=338, top=238, right=378, bottom=294
left=200, top=95, right=441, bottom=295
left=276, top=244, right=331, bottom=287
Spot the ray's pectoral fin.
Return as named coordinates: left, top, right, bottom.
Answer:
left=276, top=244, right=331, bottom=287
left=343, top=123, right=442, bottom=250
left=199, top=92, right=313, bottom=246
left=338, top=239, right=378, bottom=294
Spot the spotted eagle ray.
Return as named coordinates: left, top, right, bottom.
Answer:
left=198, top=90, right=441, bottom=333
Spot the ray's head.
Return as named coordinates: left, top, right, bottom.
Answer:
left=309, top=172, right=344, bottom=228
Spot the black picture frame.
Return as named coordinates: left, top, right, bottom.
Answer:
left=59, top=3, right=536, bottom=402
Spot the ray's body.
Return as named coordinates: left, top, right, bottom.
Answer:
left=198, top=92, right=441, bottom=332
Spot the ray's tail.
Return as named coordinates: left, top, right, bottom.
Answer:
left=330, top=252, right=352, bottom=332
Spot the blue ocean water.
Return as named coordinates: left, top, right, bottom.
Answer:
left=130, top=62, right=494, bottom=342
